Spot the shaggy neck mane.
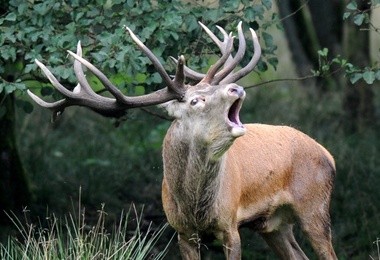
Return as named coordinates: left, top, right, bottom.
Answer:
left=163, top=121, right=227, bottom=230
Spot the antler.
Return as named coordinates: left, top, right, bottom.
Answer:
left=28, top=28, right=186, bottom=120
left=28, top=22, right=261, bottom=120
left=172, top=21, right=261, bottom=85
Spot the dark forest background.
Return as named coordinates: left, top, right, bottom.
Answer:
left=1, top=0, right=379, bottom=259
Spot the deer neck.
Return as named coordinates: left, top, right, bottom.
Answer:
left=163, top=121, right=229, bottom=229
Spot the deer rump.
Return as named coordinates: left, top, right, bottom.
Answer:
left=229, top=124, right=334, bottom=230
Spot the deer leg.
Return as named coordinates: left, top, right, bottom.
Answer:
left=222, top=229, right=241, bottom=260
left=261, top=224, right=309, bottom=260
left=298, top=213, right=337, bottom=260
left=178, top=233, right=201, bottom=260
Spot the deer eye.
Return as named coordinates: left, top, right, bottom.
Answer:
left=190, top=98, right=198, bottom=106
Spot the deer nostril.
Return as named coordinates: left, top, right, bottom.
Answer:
left=229, top=88, right=237, bottom=94
left=228, top=86, right=245, bottom=97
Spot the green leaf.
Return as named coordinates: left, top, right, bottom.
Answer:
left=0, top=46, right=17, bottom=61
left=375, top=70, right=380, bottom=80
left=363, top=70, right=375, bottom=84
left=245, top=7, right=256, bottom=21
left=17, top=3, right=28, bottom=14
left=34, top=2, right=50, bottom=15
left=16, top=100, right=34, bottom=114
left=87, top=74, right=104, bottom=93
left=5, top=12, right=17, bottom=21
left=349, top=73, right=362, bottom=84
left=204, top=9, right=219, bottom=22
left=184, top=15, right=198, bottom=32
left=246, top=5, right=265, bottom=21
left=262, top=32, right=274, bottom=48
left=353, top=14, right=365, bottom=26
left=41, top=86, right=54, bottom=96
left=346, top=1, right=357, bottom=10
left=150, top=72, right=162, bottom=84
left=134, top=85, right=145, bottom=95
left=135, top=73, right=147, bottom=84
left=256, top=59, right=268, bottom=72
left=110, top=74, right=126, bottom=86
left=343, top=12, right=351, bottom=20
left=3, top=82, right=25, bottom=94
left=343, top=62, right=354, bottom=72
left=311, top=69, right=320, bottom=76
left=317, top=48, right=329, bottom=57
left=5, top=84, right=16, bottom=94
left=75, top=12, right=84, bottom=22
left=253, top=5, right=265, bottom=20
left=126, top=0, right=135, bottom=8
left=267, top=57, right=278, bottom=70
left=261, top=0, right=272, bottom=10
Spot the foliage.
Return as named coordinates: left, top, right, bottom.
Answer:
left=343, top=0, right=380, bottom=26
left=0, top=203, right=172, bottom=259
left=0, top=0, right=278, bottom=112
left=311, top=47, right=380, bottom=85
left=282, top=0, right=380, bottom=87
left=322, top=0, right=380, bottom=84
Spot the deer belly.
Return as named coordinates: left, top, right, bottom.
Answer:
left=237, top=191, right=295, bottom=232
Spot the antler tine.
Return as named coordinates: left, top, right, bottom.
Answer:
left=27, top=89, right=68, bottom=122
left=170, top=22, right=234, bottom=83
left=170, top=22, right=241, bottom=83
left=212, top=21, right=246, bottom=84
left=27, top=89, right=66, bottom=109
left=200, top=22, right=234, bottom=62
left=34, top=59, right=78, bottom=99
left=215, top=25, right=235, bottom=62
left=201, top=33, right=234, bottom=84
left=29, top=49, right=127, bottom=119
left=199, top=22, right=224, bottom=49
left=220, top=28, right=262, bottom=84
left=72, top=42, right=99, bottom=95
left=68, top=50, right=130, bottom=103
left=27, top=58, right=78, bottom=120
left=125, top=27, right=184, bottom=96
left=29, top=43, right=90, bottom=108
left=173, top=55, right=186, bottom=87
left=169, top=56, right=204, bottom=81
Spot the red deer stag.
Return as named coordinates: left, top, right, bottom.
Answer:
left=28, top=22, right=337, bottom=259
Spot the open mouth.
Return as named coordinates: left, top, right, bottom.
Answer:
left=227, top=98, right=245, bottom=137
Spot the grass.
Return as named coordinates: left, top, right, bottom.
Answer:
left=370, top=238, right=380, bottom=260
left=0, top=191, right=173, bottom=260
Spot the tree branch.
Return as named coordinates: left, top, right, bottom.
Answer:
left=244, top=74, right=316, bottom=89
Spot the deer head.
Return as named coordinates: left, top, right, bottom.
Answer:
left=27, top=22, right=261, bottom=129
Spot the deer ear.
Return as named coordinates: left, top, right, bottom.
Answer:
left=159, top=100, right=183, bottom=119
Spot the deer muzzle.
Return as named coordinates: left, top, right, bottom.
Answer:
left=226, top=85, right=246, bottom=137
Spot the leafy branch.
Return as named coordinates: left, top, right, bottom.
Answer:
left=343, top=0, right=380, bottom=30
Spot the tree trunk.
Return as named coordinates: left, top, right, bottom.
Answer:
left=0, top=93, right=31, bottom=224
left=276, top=0, right=315, bottom=83
left=276, top=0, right=344, bottom=92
